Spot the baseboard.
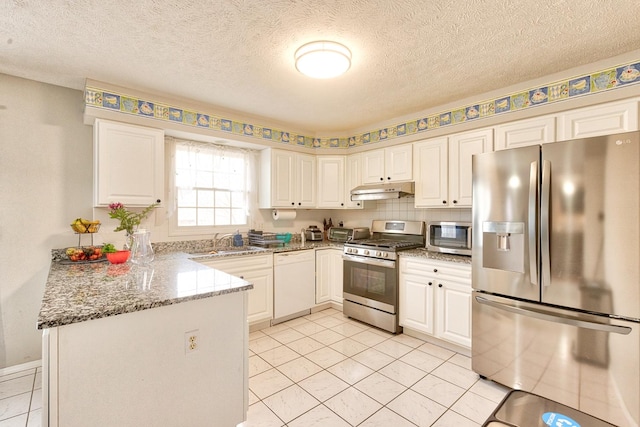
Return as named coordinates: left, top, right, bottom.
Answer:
left=402, top=328, right=471, bottom=357
left=0, top=359, right=42, bottom=376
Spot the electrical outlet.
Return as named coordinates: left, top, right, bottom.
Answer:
left=185, top=330, right=199, bottom=354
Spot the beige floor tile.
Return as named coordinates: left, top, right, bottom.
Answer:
left=277, top=357, right=323, bottom=382
left=387, top=389, right=447, bottom=427
left=262, top=384, right=320, bottom=424
left=329, top=338, right=368, bottom=357
left=325, top=387, right=382, bottom=426
left=379, top=360, right=427, bottom=387
left=359, top=407, right=418, bottom=427
left=355, top=372, right=407, bottom=405
left=351, top=348, right=395, bottom=371
left=287, top=404, right=351, bottom=427
left=249, top=369, right=294, bottom=399
left=285, top=336, right=325, bottom=355
left=298, top=370, right=350, bottom=402
left=241, top=401, right=284, bottom=427
left=305, top=347, right=347, bottom=369
left=327, top=359, right=374, bottom=385
left=411, top=374, right=466, bottom=407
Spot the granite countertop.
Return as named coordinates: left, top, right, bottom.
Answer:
left=400, top=248, right=472, bottom=264
left=39, top=240, right=344, bottom=330
left=37, top=253, right=252, bottom=329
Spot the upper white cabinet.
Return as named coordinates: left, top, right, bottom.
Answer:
left=495, top=116, right=556, bottom=150
left=93, top=119, right=165, bottom=207
left=259, top=148, right=316, bottom=208
left=345, top=154, right=364, bottom=209
left=317, top=156, right=347, bottom=209
left=362, top=144, right=413, bottom=184
left=414, top=128, right=493, bottom=208
left=557, top=99, right=639, bottom=141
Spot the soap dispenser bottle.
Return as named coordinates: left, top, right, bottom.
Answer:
left=233, top=230, right=243, bottom=247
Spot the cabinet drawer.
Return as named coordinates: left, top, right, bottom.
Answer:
left=400, top=257, right=471, bottom=281
left=198, top=254, right=273, bottom=273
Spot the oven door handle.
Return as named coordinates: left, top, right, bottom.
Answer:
left=342, top=254, right=396, bottom=268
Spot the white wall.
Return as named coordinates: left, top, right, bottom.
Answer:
left=0, top=74, right=93, bottom=368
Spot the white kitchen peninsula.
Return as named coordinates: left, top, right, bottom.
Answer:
left=37, top=253, right=251, bottom=427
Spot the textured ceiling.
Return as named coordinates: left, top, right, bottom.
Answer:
left=2, top=0, right=640, bottom=134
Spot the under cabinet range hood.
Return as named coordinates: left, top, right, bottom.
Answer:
left=350, top=182, right=415, bottom=201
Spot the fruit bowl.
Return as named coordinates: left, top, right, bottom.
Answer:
left=65, top=246, right=104, bottom=262
left=106, top=250, right=130, bottom=264
left=70, top=219, right=101, bottom=233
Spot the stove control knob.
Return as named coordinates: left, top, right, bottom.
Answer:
left=364, top=250, right=370, bottom=256
left=382, top=252, right=389, bottom=258
left=376, top=251, right=382, bottom=257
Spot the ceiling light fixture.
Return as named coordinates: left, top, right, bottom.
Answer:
left=294, top=41, right=351, bottom=79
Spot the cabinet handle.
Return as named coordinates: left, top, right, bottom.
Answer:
left=387, top=177, right=391, bottom=180
left=379, top=177, right=384, bottom=181
left=291, top=202, right=295, bottom=206
left=298, top=202, right=301, bottom=206
left=357, top=202, right=361, bottom=206
left=433, top=268, right=438, bottom=272
left=240, top=276, right=244, bottom=279
left=438, top=284, right=443, bottom=288
left=453, top=200, right=458, bottom=204
left=428, top=281, right=433, bottom=286
left=442, top=200, right=447, bottom=204
left=156, top=199, right=161, bottom=203
left=341, top=203, right=344, bottom=206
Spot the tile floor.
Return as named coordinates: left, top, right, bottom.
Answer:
left=241, top=308, right=509, bottom=427
left=0, top=307, right=510, bottom=427
left=0, top=365, right=41, bottom=427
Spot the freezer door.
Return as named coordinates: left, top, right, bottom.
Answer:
left=541, top=131, right=640, bottom=319
left=472, top=292, right=639, bottom=427
left=472, top=145, right=540, bottom=301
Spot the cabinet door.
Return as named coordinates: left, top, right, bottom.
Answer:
left=449, top=128, right=493, bottom=207
left=270, top=150, right=295, bottom=207
left=436, top=280, right=471, bottom=349
left=413, top=138, right=448, bottom=208
left=495, top=116, right=556, bottom=150
left=317, top=156, right=346, bottom=208
left=315, top=250, right=331, bottom=304
left=345, top=154, right=363, bottom=209
left=329, top=249, right=344, bottom=303
left=243, top=269, right=274, bottom=324
left=385, top=144, right=413, bottom=182
left=399, top=273, right=435, bottom=334
left=296, top=153, right=316, bottom=207
left=557, top=100, right=639, bottom=141
left=94, top=119, right=164, bottom=207
left=361, top=149, right=386, bottom=184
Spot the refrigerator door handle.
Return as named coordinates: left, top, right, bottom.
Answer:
left=528, top=161, right=538, bottom=286
left=475, top=296, right=632, bottom=335
left=540, top=159, right=552, bottom=287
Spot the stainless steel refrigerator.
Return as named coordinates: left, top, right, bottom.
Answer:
left=472, top=131, right=639, bottom=427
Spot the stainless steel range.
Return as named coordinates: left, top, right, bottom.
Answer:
left=342, top=220, right=425, bottom=333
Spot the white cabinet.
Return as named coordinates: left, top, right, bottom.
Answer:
left=317, top=156, right=346, bottom=208
left=199, top=254, right=273, bottom=324
left=362, top=144, right=412, bottom=184
left=315, top=248, right=344, bottom=304
left=93, top=119, right=164, bottom=207
left=399, top=257, right=472, bottom=349
left=557, top=99, right=639, bottom=141
left=259, top=149, right=316, bottom=208
left=43, top=293, right=247, bottom=426
left=414, top=128, right=493, bottom=208
left=345, top=154, right=364, bottom=209
left=495, top=116, right=556, bottom=150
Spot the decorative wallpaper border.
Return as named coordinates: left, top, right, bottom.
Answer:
left=85, top=60, right=640, bottom=149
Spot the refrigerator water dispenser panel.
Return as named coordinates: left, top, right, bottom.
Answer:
left=482, top=222, right=525, bottom=273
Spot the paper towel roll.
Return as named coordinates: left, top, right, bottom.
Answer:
left=272, top=209, right=297, bottom=221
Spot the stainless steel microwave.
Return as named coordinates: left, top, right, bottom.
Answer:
left=427, top=222, right=472, bottom=256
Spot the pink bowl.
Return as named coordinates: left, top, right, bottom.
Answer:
left=106, top=250, right=130, bottom=264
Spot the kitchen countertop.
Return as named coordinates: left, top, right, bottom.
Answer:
left=400, top=248, right=472, bottom=264
left=37, top=252, right=253, bottom=329
left=39, top=240, right=344, bottom=330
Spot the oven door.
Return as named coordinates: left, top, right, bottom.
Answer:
left=343, top=254, right=397, bottom=313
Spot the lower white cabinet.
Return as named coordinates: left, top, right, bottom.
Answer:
left=315, top=248, right=344, bottom=304
left=198, top=254, right=273, bottom=324
left=399, top=257, right=472, bottom=349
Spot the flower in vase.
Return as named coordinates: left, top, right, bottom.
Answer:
left=108, top=202, right=158, bottom=235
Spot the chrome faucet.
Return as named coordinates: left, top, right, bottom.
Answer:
left=213, top=233, right=235, bottom=247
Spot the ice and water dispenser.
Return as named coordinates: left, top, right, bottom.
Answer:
left=482, top=221, right=525, bottom=273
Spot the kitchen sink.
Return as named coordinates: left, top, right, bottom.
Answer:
left=188, top=246, right=268, bottom=257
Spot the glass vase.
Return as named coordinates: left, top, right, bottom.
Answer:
left=129, top=229, right=155, bottom=265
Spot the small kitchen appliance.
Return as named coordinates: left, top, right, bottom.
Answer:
left=342, top=220, right=425, bottom=333
left=426, top=221, right=472, bottom=256
left=304, top=226, right=323, bottom=241
left=328, top=227, right=369, bottom=242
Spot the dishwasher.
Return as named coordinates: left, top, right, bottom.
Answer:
left=273, top=250, right=315, bottom=324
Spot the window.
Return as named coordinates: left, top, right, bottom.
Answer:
left=169, top=139, right=256, bottom=235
